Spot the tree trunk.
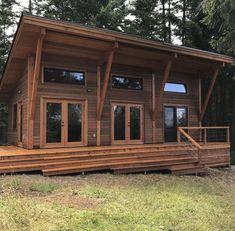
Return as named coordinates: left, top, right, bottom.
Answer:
left=161, top=0, right=167, bottom=41
left=182, top=0, right=186, bottom=45
left=168, top=0, right=171, bottom=42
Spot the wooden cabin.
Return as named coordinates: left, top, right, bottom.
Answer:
left=0, top=15, right=233, bottom=176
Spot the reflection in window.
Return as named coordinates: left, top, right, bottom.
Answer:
left=44, top=68, right=85, bottom=85
left=114, top=105, right=125, bottom=140
left=164, top=82, right=187, bottom=94
left=112, top=76, right=143, bottom=90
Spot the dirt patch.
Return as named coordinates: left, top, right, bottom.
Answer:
left=205, top=167, right=235, bottom=185
left=40, top=192, right=102, bottom=210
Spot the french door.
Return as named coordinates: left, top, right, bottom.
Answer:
left=42, top=99, right=87, bottom=148
left=111, top=103, right=144, bottom=144
left=164, top=106, right=188, bottom=142
left=17, top=101, right=23, bottom=147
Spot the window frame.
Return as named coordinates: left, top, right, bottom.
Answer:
left=164, top=81, right=188, bottom=94
left=42, top=65, right=87, bottom=86
left=111, top=74, right=144, bottom=91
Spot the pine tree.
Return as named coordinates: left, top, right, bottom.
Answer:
left=125, top=0, right=160, bottom=39
left=0, top=0, right=18, bottom=76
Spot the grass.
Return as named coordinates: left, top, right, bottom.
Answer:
left=0, top=170, right=234, bottom=231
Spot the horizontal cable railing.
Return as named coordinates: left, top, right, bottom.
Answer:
left=178, top=126, right=230, bottom=144
left=177, top=127, right=202, bottom=162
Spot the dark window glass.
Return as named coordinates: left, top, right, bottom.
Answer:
left=112, top=76, right=143, bottom=90
left=68, top=103, right=82, bottom=142
left=46, top=103, right=62, bottom=143
left=44, top=68, right=85, bottom=85
left=164, top=82, right=187, bottom=94
left=114, top=105, right=125, bottom=140
left=13, top=104, right=17, bottom=129
left=130, top=106, right=141, bottom=140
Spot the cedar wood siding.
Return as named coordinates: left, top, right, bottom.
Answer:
left=7, top=54, right=199, bottom=148
left=8, top=67, right=28, bottom=147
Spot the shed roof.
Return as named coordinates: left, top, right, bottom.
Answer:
left=0, top=14, right=233, bottom=101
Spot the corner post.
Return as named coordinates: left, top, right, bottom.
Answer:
left=28, top=28, right=46, bottom=149
left=97, top=65, right=101, bottom=146
left=152, top=73, right=156, bottom=143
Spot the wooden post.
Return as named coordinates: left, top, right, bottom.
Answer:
left=97, top=65, right=101, bottom=146
left=97, top=42, right=118, bottom=120
left=199, top=68, right=219, bottom=122
left=27, top=56, right=34, bottom=149
left=177, top=129, right=181, bottom=143
left=152, top=60, right=172, bottom=121
left=28, top=29, right=46, bottom=149
left=152, top=73, right=156, bottom=143
left=204, top=128, right=207, bottom=144
left=227, top=127, right=230, bottom=143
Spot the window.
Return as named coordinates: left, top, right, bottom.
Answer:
left=112, top=75, right=143, bottom=90
left=164, top=82, right=187, bottom=94
left=13, top=103, right=17, bottom=129
left=44, top=67, right=85, bottom=85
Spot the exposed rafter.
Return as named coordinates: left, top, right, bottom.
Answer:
left=152, top=60, right=172, bottom=121
left=97, top=42, right=118, bottom=120
left=199, top=68, right=219, bottom=122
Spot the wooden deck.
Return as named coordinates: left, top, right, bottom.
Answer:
left=0, top=143, right=230, bottom=176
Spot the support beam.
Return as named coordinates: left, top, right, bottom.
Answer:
left=97, top=42, right=118, bottom=120
left=152, top=60, right=172, bottom=120
left=28, top=29, right=46, bottom=149
left=152, top=73, right=156, bottom=143
left=199, top=68, right=219, bottom=122
left=96, top=65, right=101, bottom=146
left=27, top=56, right=34, bottom=149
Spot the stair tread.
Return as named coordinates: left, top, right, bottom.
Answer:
left=42, top=157, right=198, bottom=174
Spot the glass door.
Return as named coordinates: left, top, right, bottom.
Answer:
left=164, top=106, right=188, bottom=142
left=111, top=103, right=143, bottom=144
left=45, top=100, right=63, bottom=147
left=65, top=101, right=85, bottom=146
left=129, top=105, right=143, bottom=143
left=43, top=99, right=87, bottom=148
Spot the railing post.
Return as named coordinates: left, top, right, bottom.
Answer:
left=177, top=128, right=180, bottom=143
left=227, top=127, right=230, bottom=143
left=204, top=128, right=207, bottom=144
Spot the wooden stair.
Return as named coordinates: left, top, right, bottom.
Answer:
left=0, top=144, right=206, bottom=176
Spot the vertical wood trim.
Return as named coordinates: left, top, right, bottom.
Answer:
left=28, top=29, right=45, bottom=149
left=152, top=60, right=172, bottom=120
left=152, top=73, right=156, bottom=143
left=199, top=68, right=219, bottom=122
left=97, top=49, right=115, bottom=120
left=97, top=65, right=101, bottom=145
left=29, top=29, right=46, bottom=120
left=27, top=56, right=34, bottom=149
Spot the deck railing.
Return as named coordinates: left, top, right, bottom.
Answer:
left=177, top=126, right=230, bottom=144
left=177, top=126, right=230, bottom=164
left=177, top=127, right=202, bottom=162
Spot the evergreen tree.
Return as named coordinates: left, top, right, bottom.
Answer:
left=125, top=0, right=160, bottom=39
left=0, top=0, right=18, bottom=76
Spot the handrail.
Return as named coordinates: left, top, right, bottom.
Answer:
left=179, top=126, right=229, bottom=130
left=178, top=126, right=230, bottom=144
left=177, top=128, right=202, bottom=150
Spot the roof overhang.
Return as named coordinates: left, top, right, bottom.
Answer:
left=0, top=14, right=234, bottom=101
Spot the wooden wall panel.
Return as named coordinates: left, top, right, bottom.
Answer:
left=8, top=66, right=28, bottom=147
left=8, top=52, right=200, bottom=148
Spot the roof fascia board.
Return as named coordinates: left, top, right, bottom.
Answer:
left=23, top=15, right=233, bottom=64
